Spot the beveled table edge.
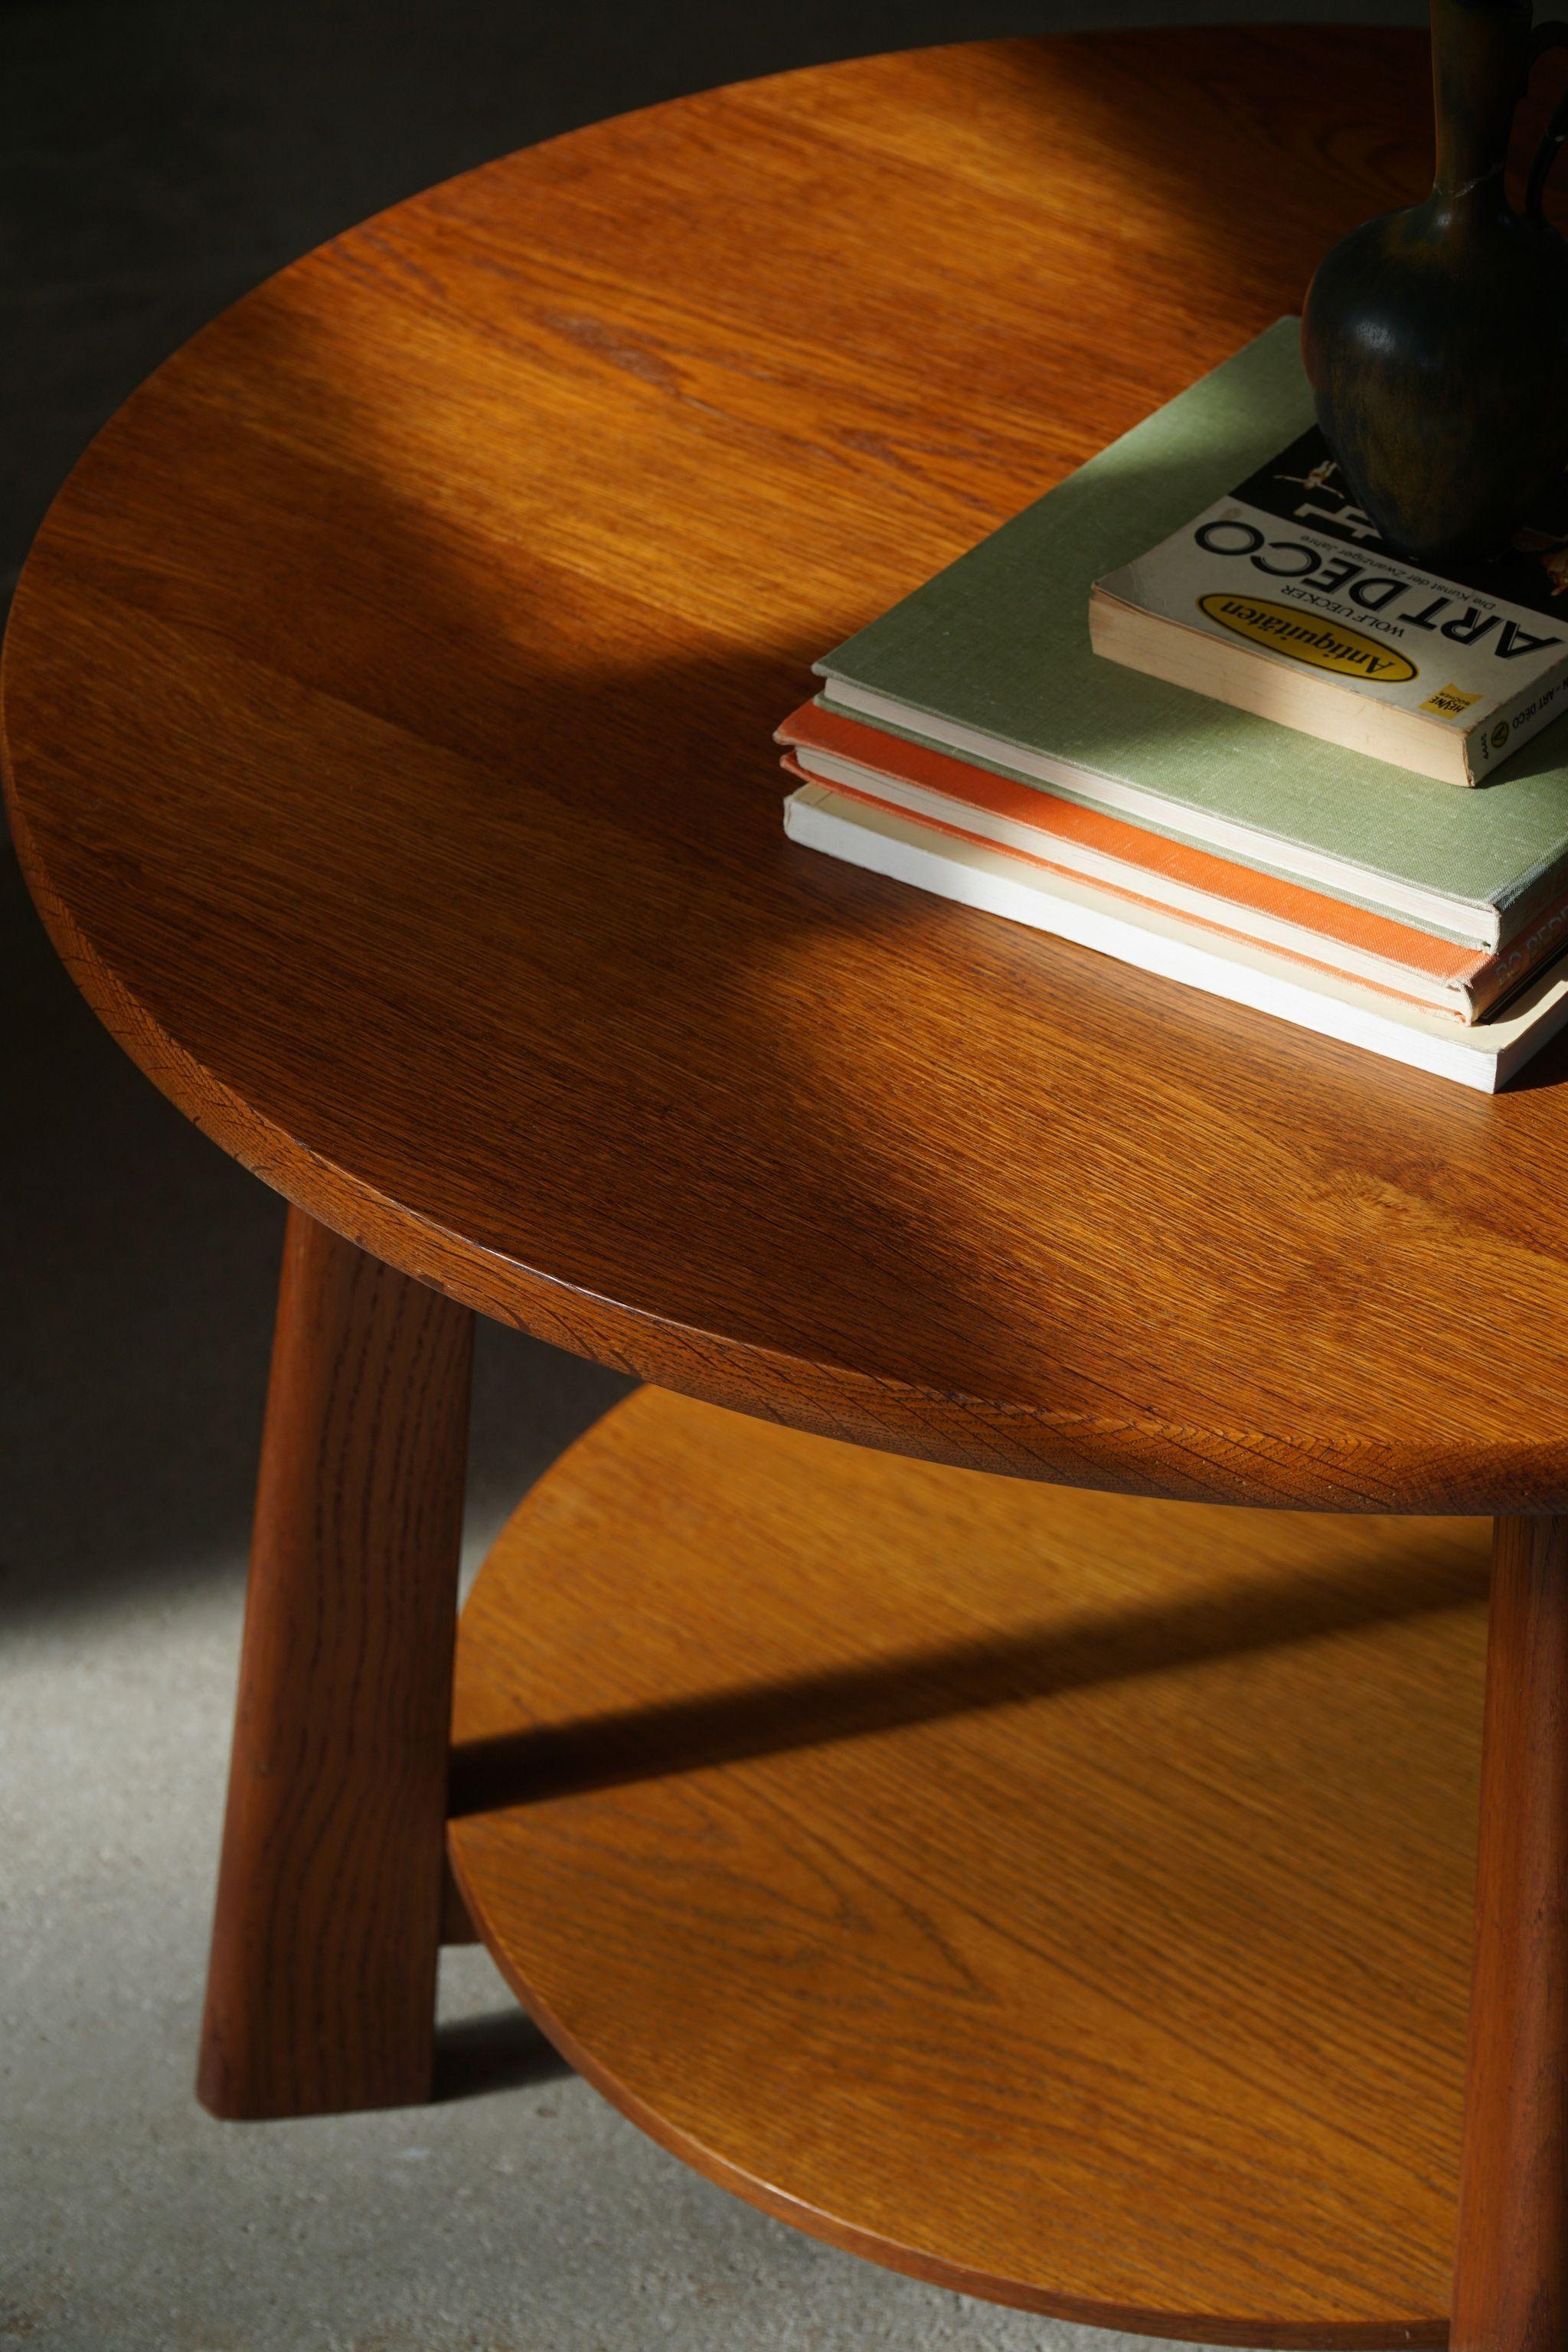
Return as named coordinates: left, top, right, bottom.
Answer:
left=2, top=734, right=1559, bottom=1515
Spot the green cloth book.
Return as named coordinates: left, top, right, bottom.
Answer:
left=813, top=320, right=1568, bottom=950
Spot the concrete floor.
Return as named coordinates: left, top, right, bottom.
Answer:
left=3, top=2, right=1429, bottom=2345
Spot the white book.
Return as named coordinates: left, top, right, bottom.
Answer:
left=783, top=782, right=1568, bottom=1093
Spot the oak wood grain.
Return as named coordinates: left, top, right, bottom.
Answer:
left=7, top=30, right=1568, bottom=1509
left=1451, top=1514, right=1568, bottom=2352
left=448, top=1387, right=1490, bottom=2342
left=198, top=1206, right=473, bottom=2119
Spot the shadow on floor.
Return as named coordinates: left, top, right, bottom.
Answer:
left=433, top=2005, right=576, bottom=2102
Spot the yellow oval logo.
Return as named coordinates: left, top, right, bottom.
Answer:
left=1197, top=593, right=1418, bottom=684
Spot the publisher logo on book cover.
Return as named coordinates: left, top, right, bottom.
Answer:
left=1419, top=683, right=1483, bottom=718
left=1197, top=594, right=1419, bottom=683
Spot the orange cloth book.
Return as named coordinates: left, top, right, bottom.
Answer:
left=777, top=699, right=1568, bottom=1021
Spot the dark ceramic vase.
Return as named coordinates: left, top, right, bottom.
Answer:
left=1302, top=0, right=1568, bottom=568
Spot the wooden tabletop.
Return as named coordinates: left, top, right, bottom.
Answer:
left=7, top=28, right=1566, bottom=1514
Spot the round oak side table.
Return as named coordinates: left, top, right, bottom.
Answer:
left=5, top=29, right=1566, bottom=2352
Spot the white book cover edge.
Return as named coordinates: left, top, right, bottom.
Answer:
left=783, top=782, right=1568, bottom=1092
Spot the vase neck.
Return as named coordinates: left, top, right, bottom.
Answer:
left=1431, top=0, right=1531, bottom=198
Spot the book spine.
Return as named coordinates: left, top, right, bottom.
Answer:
left=1462, top=660, right=1568, bottom=784
left=786, top=694, right=1498, bottom=948
left=1491, top=854, right=1568, bottom=939
left=1478, top=882, right=1568, bottom=1008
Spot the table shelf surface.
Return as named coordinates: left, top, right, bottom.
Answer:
left=449, top=1387, right=1486, bottom=2343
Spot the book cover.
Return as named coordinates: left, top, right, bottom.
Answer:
left=1092, top=426, right=1568, bottom=785
left=783, top=782, right=1568, bottom=1093
left=812, top=319, right=1568, bottom=946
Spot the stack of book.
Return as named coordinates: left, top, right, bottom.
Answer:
left=776, top=321, right=1568, bottom=1089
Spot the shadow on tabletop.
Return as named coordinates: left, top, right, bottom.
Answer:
left=0, top=0, right=1430, bottom=623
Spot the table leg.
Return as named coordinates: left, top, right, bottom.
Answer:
left=196, top=1206, right=474, bottom=2120
left=1451, top=1514, right=1568, bottom=2352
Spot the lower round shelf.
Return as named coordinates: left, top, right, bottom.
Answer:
left=448, top=1390, right=1488, bottom=2345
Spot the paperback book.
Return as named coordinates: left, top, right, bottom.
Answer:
left=1090, top=426, right=1568, bottom=786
